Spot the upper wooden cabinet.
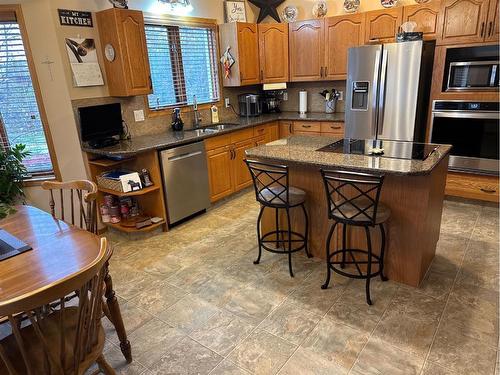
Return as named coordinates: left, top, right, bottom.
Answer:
left=485, top=0, right=499, bottom=41
left=97, top=8, right=152, bottom=97
left=439, top=0, right=491, bottom=44
left=324, top=14, right=365, bottom=80
left=289, top=20, right=325, bottom=82
left=219, top=22, right=260, bottom=86
left=403, top=2, right=441, bottom=40
left=258, top=23, right=289, bottom=83
left=364, top=8, right=403, bottom=43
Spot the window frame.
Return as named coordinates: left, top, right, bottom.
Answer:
left=0, top=4, right=60, bottom=184
left=142, top=14, right=223, bottom=118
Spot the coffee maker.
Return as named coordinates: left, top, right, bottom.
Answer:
left=262, top=90, right=286, bottom=113
left=238, top=94, right=262, bottom=117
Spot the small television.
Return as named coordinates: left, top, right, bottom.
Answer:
left=79, top=103, right=123, bottom=148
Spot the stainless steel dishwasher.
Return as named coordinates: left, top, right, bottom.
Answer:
left=160, top=141, right=210, bottom=225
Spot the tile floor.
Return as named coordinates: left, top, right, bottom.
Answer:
left=96, top=190, right=499, bottom=375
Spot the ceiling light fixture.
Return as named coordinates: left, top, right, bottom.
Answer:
left=157, top=0, right=192, bottom=9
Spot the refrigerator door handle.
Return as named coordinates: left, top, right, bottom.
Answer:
left=377, top=50, right=388, bottom=136
left=372, top=50, right=382, bottom=137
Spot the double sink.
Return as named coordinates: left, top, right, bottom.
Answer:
left=185, top=123, right=239, bottom=137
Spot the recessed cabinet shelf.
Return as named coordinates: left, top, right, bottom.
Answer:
left=97, top=184, right=160, bottom=197
left=103, top=220, right=165, bottom=233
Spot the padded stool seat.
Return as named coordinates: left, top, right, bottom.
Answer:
left=260, top=186, right=306, bottom=206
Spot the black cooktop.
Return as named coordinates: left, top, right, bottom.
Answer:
left=317, top=139, right=438, bottom=161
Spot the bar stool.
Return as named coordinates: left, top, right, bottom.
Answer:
left=245, top=159, right=311, bottom=277
left=320, top=169, right=390, bottom=305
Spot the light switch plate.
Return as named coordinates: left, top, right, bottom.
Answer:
left=133, top=110, right=145, bottom=122
left=224, top=98, right=230, bottom=108
left=338, top=91, right=344, bottom=101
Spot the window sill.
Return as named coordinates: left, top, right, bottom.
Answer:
left=144, top=99, right=223, bottom=118
left=23, top=174, right=57, bottom=187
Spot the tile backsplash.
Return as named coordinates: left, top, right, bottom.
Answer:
left=71, top=81, right=346, bottom=139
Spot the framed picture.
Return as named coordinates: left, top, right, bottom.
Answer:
left=224, top=0, right=247, bottom=23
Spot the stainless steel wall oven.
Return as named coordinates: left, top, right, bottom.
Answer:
left=430, top=100, right=499, bottom=175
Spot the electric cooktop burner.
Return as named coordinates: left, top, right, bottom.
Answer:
left=317, top=139, right=438, bottom=161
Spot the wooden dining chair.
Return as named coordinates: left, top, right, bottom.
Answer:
left=0, top=238, right=115, bottom=375
left=41, top=180, right=132, bottom=363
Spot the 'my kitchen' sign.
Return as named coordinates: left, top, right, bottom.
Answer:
left=58, top=9, right=93, bottom=27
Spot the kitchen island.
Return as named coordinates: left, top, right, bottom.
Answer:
left=245, top=136, right=452, bottom=287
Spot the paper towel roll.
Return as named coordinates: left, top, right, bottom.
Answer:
left=299, top=90, right=308, bottom=114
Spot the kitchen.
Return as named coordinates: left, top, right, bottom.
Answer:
left=0, top=0, right=498, bottom=374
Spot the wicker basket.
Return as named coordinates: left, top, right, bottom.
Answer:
left=96, top=173, right=125, bottom=193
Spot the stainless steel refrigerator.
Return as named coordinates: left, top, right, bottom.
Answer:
left=345, top=40, right=435, bottom=142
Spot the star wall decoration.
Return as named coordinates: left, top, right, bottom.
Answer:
left=248, top=0, right=285, bottom=23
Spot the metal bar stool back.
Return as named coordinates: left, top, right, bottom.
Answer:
left=245, top=159, right=311, bottom=277
left=320, top=169, right=390, bottom=305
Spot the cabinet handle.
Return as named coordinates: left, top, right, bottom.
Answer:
left=488, top=21, right=493, bottom=37
left=260, top=70, right=263, bottom=81
left=368, top=38, right=380, bottom=43
left=257, top=128, right=265, bottom=133
left=289, top=123, right=292, bottom=134
left=302, top=124, right=312, bottom=128
left=331, top=125, right=342, bottom=129
left=324, top=66, right=328, bottom=77
left=148, top=75, right=153, bottom=90
left=480, top=22, right=485, bottom=37
left=480, top=187, right=496, bottom=193
left=320, top=66, right=324, bottom=78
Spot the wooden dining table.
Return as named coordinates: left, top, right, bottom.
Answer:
left=0, top=205, right=132, bottom=362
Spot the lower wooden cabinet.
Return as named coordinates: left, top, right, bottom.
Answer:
left=205, top=123, right=279, bottom=202
left=284, top=121, right=345, bottom=137
left=446, top=171, right=499, bottom=202
left=279, top=121, right=293, bottom=138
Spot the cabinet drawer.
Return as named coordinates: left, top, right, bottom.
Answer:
left=446, top=172, right=499, bottom=202
left=253, top=124, right=269, bottom=138
left=294, top=130, right=322, bottom=136
left=230, top=127, right=254, bottom=144
left=205, top=134, right=231, bottom=151
left=293, top=121, right=321, bottom=133
left=321, top=122, right=344, bottom=135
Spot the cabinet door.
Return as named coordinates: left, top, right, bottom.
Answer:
left=118, top=10, right=152, bottom=96
left=289, top=20, right=325, bottom=82
left=485, top=0, right=499, bottom=41
left=232, top=139, right=255, bottom=191
left=279, top=121, right=293, bottom=138
left=325, top=14, right=365, bottom=80
left=403, top=2, right=441, bottom=40
left=293, top=121, right=321, bottom=133
left=364, top=8, right=403, bottom=43
left=268, top=123, right=279, bottom=141
left=237, top=23, right=260, bottom=85
left=439, top=0, right=490, bottom=44
left=207, top=146, right=233, bottom=202
left=258, top=24, right=289, bottom=83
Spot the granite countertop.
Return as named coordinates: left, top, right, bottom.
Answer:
left=82, top=112, right=344, bottom=157
left=245, top=135, right=452, bottom=176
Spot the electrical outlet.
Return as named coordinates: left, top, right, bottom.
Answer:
left=225, top=98, right=230, bottom=108
left=133, top=110, right=145, bottom=122
left=338, top=91, right=344, bottom=101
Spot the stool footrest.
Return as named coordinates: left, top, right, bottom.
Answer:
left=260, top=230, right=307, bottom=254
left=328, top=249, right=382, bottom=280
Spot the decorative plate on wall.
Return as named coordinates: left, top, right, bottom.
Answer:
left=381, top=0, right=398, bottom=8
left=343, top=0, right=360, bottom=13
left=312, top=1, right=328, bottom=18
left=281, top=5, right=298, bottom=22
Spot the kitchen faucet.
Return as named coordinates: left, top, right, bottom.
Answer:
left=193, top=95, right=202, bottom=128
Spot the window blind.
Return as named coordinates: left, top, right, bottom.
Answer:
left=0, top=18, right=53, bottom=175
left=145, top=23, right=220, bottom=110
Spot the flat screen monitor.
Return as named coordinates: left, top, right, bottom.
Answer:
left=79, top=103, right=123, bottom=142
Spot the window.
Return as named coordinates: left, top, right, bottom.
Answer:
left=145, top=21, right=220, bottom=110
left=0, top=10, right=53, bottom=176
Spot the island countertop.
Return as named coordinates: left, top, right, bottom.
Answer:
left=245, top=135, right=452, bottom=176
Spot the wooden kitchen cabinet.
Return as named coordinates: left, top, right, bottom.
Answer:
left=485, top=0, right=499, bottom=41
left=289, top=19, right=325, bottom=82
left=293, top=121, right=321, bottom=133
left=219, top=22, right=260, bottom=86
left=258, top=23, right=289, bottom=83
left=279, top=121, right=293, bottom=138
left=324, top=14, right=365, bottom=80
left=364, top=8, right=403, bottom=44
left=439, top=0, right=490, bottom=44
left=206, top=146, right=233, bottom=202
left=232, top=139, right=255, bottom=191
left=446, top=171, right=499, bottom=202
left=96, top=8, right=152, bottom=97
left=320, top=122, right=345, bottom=136
left=403, top=2, right=441, bottom=40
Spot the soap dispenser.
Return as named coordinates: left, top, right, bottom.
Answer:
left=171, top=108, right=184, bottom=131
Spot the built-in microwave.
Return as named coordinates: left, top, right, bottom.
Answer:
left=447, top=61, right=499, bottom=91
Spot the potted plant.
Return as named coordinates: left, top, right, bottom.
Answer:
left=0, top=144, right=30, bottom=219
